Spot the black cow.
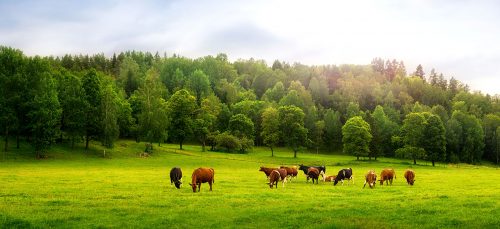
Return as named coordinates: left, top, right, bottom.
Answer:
left=170, top=167, right=183, bottom=189
left=298, top=164, right=326, bottom=175
left=333, top=168, right=353, bottom=186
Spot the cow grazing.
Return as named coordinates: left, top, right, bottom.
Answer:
left=298, top=164, right=326, bottom=182
left=323, top=175, right=337, bottom=182
left=189, top=168, right=215, bottom=192
left=277, top=168, right=288, bottom=187
left=170, top=167, right=183, bottom=189
left=307, top=167, right=320, bottom=184
left=404, top=169, right=415, bottom=185
left=379, top=168, right=396, bottom=186
left=268, top=170, right=281, bottom=189
left=333, top=168, right=353, bottom=186
left=280, top=166, right=298, bottom=181
left=363, top=170, right=377, bottom=189
left=259, top=166, right=279, bottom=179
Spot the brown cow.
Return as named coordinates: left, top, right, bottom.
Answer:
left=363, top=170, right=377, bottom=189
left=307, top=167, right=320, bottom=184
left=277, top=168, right=288, bottom=187
left=259, top=166, right=279, bottom=179
left=323, top=175, right=337, bottom=182
left=189, top=168, right=215, bottom=192
left=379, top=168, right=396, bottom=186
left=280, top=166, right=298, bottom=182
left=404, top=169, right=415, bottom=185
left=268, top=170, right=281, bottom=189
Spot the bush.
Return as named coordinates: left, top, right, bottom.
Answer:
left=215, top=132, right=254, bottom=153
left=215, top=132, right=241, bottom=153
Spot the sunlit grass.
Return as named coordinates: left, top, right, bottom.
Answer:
left=1, top=140, right=499, bottom=228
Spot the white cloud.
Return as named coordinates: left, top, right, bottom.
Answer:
left=0, top=0, right=498, bottom=94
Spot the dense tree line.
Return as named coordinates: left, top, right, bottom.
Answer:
left=0, top=46, right=499, bottom=164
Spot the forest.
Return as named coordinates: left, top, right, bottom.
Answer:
left=0, top=46, right=499, bottom=165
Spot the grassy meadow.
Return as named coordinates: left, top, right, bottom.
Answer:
left=1, top=140, right=499, bottom=228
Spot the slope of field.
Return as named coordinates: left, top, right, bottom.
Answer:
left=1, top=140, right=499, bottom=228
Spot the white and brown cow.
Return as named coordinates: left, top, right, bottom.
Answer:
left=363, top=170, right=377, bottom=189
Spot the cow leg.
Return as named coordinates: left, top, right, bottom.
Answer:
left=363, top=181, right=367, bottom=188
left=209, top=181, right=213, bottom=191
left=198, top=183, right=201, bottom=192
left=341, top=179, right=344, bottom=186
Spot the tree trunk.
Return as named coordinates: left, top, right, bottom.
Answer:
left=270, top=146, right=274, bottom=157
left=85, top=134, right=89, bottom=150
left=369, top=156, right=371, bottom=160
left=180, top=140, right=183, bottom=150
left=432, top=160, right=435, bottom=167
left=4, top=127, right=9, bottom=152
left=294, top=149, right=297, bottom=158
left=71, top=137, right=75, bottom=149
left=413, top=158, right=417, bottom=165
left=357, top=156, right=359, bottom=160
left=202, top=140, right=206, bottom=152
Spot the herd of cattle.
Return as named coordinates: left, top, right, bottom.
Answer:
left=170, top=165, right=415, bottom=192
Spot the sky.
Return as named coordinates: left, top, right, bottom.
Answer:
left=0, top=0, right=499, bottom=95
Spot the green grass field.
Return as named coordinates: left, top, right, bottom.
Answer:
left=1, top=140, right=499, bottom=228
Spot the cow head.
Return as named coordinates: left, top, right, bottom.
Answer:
left=378, top=179, right=384, bottom=186
left=409, top=179, right=415, bottom=185
left=174, top=180, right=182, bottom=189
left=259, top=167, right=265, bottom=172
left=189, top=183, right=197, bottom=192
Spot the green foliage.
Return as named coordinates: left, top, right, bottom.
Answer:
left=186, top=69, right=210, bottom=105
left=342, top=116, right=372, bottom=160
left=371, top=105, right=399, bottom=158
left=0, top=46, right=498, bottom=164
left=57, top=71, right=86, bottom=147
left=82, top=69, right=102, bottom=149
left=215, top=131, right=241, bottom=153
left=100, top=82, right=120, bottom=148
left=229, top=114, right=254, bottom=139
left=422, top=115, right=446, bottom=166
left=135, top=70, right=169, bottom=146
left=483, top=114, right=500, bottom=163
left=261, top=107, right=280, bottom=156
left=167, top=89, right=196, bottom=149
left=27, top=72, right=61, bottom=157
left=447, top=110, right=485, bottom=163
left=324, top=109, right=342, bottom=149
left=278, top=105, right=308, bottom=158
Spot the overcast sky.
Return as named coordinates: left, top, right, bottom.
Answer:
left=1, top=0, right=498, bottom=94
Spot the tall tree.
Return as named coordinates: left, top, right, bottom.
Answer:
left=324, top=109, right=342, bottom=149
left=135, top=70, right=169, bottom=147
left=399, top=112, right=427, bottom=164
left=27, top=72, right=61, bottom=158
left=168, top=89, right=196, bottom=150
left=82, top=69, right=102, bottom=150
left=279, top=105, right=308, bottom=158
left=186, top=69, right=210, bottom=106
left=414, top=64, right=425, bottom=80
left=58, top=71, right=86, bottom=148
left=342, top=116, right=372, bottom=160
left=100, top=82, right=120, bottom=148
left=261, top=107, right=280, bottom=156
left=311, top=120, right=325, bottom=154
left=371, top=106, right=399, bottom=158
left=0, top=46, right=26, bottom=152
left=422, top=114, right=446, bottom=166
left=483, top=114, right=500, bottom=164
